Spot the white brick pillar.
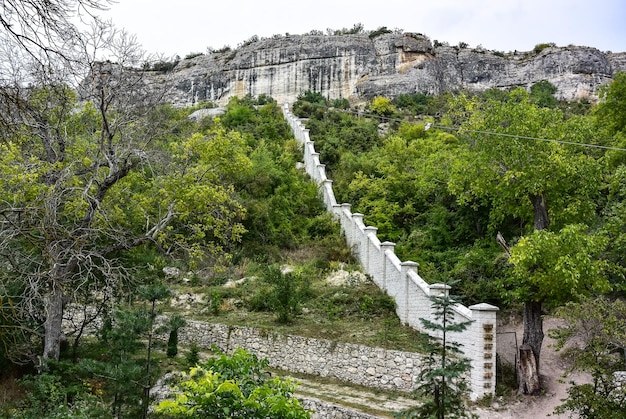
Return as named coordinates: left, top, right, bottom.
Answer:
left=468, top=303, right=499, bottom=400
left=317, top=164, right=327, bottom=182
left=363, top=226, right=378, bottom=275
left=351, top=213, right=364, bottom=261
left=380, top=241, right=396, bottom=292
left=332, top=203, right=343, bottom=220
left=429, top=283, right=450, bottom=297
left=400, top=261, right=419, bottom=324
left=340, top=203, right=352, bottom=238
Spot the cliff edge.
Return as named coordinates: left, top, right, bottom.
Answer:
left=152, top=32, right=626, bottom=106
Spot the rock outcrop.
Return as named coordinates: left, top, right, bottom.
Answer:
left=153, top=32, right=626, bottom=106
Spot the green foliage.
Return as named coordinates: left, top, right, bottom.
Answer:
left=509, top=224, right=611, bottom=306
left=13, top=373, right=109, bottom=419
left=530, top=80, right=558, bottom=108
left=396, top=293, right=476, bottom=419
left=369, top=26, right=393, bottom=39
left=167, top=315, right=187, bottom=358
left=392, top=93, right=434, bottom=115
left=370, top=96, right=396, bottom=117
left=303, top=109, right=381, bottom=168
left=91, top=308, right=154, bottom=417
left=248, top=265, right=310, bottom=323
left=150, top=59, right=180, bottom=72
left=154, top=348, right=310, bottom=418
left=333, top=23, right=365, bottom=35
left=185, top=344, right=201, bottom=367
left=533, top=42, right=556, bottom=54
left=213, top=46, right=232, bottom=54
left=550, top=297, right=626, bottom=418
left=448, top=88, right=603, bottom=234
left=292, top=90, right=327, bottom=118
left=184, top=52, right=204, bottom=60
left=596, top=71, right=626, bottom=134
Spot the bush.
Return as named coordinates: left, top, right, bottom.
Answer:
left=533, top=42, right=556, bottom=54
left=370, top=96, right=396, bottom=117
left=155, top=348, right=310, bottom=418
left=369, top=26, right=392, bottom=39
left=184, top=52, right=203, bottom=60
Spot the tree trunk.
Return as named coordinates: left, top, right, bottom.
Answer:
left=530, top=193, right=550, bottom=231
left=518, top=344, right=541, bottom=394
left=519, top=300, right=544, bottom=394
left=43, top=284, right=65, bottom=362
left=517, top=193, right=549, bottom=393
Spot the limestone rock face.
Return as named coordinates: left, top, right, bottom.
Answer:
left=156, top=33, right=626, bottom=106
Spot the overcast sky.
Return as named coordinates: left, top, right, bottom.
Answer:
left=101, top=0, right=626, bottom=58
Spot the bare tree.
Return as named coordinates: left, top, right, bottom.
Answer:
left=0, top=17, right=175, bottom=364
left=0, top=0, right=111, bottom=59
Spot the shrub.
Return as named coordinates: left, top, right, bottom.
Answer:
left=533, top=42, right=556, bottom=54
left=184, top=52, right=203, bottom=60
left=369, top=96, right=396, bottom=117
left=369, top=26, right=393, bottom=39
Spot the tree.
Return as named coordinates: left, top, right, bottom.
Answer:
left=0, top=24, right=250, bottom=366
left=370, top=96, right=396, bottom=117
left=396, top=292, right=476, bottom=419
left=154, top=348, right=310, bottom=418
left=530, top=80, right=558, bottom=108
left=509, top=225, right=611, bottom=393
left=448, top=88, right=605, bottom=392
left=596, top=71, right=626, bottom=135
left=138, top=284, right=171, bottom=419
left=0, top=1, right=109, bottom=55
left=550, top=297, right=626, bottom=418
left=166, top=314, right=187, bottom=358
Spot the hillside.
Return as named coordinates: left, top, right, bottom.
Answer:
left=150, top=32, right=626, bottom=107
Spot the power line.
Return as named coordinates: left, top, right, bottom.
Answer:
left=305, top=103, right=626, bottom=152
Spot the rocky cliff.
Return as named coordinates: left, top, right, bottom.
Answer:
left=154, top=33, right=626, bottom=106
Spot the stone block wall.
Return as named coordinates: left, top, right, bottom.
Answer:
left=282, top=104, right=499, bottom=400
left=178, top=321, right=423, bottom=393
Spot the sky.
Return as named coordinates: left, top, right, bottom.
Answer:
left=101, top=0, right=626, bottom=58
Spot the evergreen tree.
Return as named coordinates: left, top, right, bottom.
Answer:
left=396, top=291, right=476, bottom=419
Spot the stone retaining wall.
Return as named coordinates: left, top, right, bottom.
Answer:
left=301, top=398, right=383, bottom=419
left=178, top=321, right=423, bottom=393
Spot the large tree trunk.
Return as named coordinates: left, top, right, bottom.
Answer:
left=518, top=344, right=541, bottom=394
left=43, top=284, right=65, bottom=362
left=522, top=301, right=544, bottom=368
left=517, top=193, right=549, bottom=393
left=519, top=300, right=544, bottom=393
left=530, top=193, right=550, bottom=231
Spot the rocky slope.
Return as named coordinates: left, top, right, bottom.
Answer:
left=153, top=32, right=626, bottom=106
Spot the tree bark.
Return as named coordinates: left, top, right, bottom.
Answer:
left=530, top=193, right=550, bottom=231
left=522, top=300, right=544, bottom=368
left=519, top=300, right=544, bottom=394
left=43, top=284, right=65, bottom=362
left=518, top=344, right=541, bottom=394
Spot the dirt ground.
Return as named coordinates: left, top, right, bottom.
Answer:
left=474, top=316, right=590, bottom=418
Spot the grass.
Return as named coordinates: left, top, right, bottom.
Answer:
left=165, top=259, right=431, bottom=354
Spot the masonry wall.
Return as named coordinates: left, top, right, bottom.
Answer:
left=178, top=321, right=423, bottom=393
left=282, top=104, right=499, bottom=400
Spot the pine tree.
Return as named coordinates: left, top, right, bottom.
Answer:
left=396, top=292, right=477, bottom=419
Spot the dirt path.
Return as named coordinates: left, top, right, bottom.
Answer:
left=284, top=317, right=589, bottom=418
left=475, top=316, right=590, bottom=418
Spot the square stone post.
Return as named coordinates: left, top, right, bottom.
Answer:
left=400, top=261, right=419, bottom=324
left=379, top=241, right=396, bottom=291
left=363, top=226, right=378, bottom=274
left=468, top=303, right=499, bottom=400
